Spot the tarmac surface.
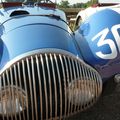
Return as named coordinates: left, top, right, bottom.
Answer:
left=67, top=78, right=120, bottom=120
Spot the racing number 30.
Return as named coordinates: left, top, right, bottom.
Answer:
left=92, top=24, right=120, bottom=60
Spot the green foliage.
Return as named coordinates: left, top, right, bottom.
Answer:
left=58, top=1, right=70, bottom=8
left=58, top=0, right=98, bottom=8
left=91, top=0, right=98, bottom=4
left=72, top=3, right=87, bottom=8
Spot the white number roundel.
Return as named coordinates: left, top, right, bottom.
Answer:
left=92, top=24, right=120, bottom=59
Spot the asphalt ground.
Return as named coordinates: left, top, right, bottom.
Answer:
left=67, top=78, right=120, bottom=120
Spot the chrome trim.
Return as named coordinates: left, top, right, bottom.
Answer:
left=1, top=49, right=89, bottom=74
left=45, top=54, right=52, bottom=119
left=35, top=55, right=43, bottom=120
left=13, top=64, right=22, bottom=120
left=54, top=53, right=62, bottom=119
left=26, top=58, right=34, bottom=120
left=0, top=48, right=102, bottom=120
left=41, top=54, right=48, bottom=119
left=31, top=56, right=38, bottom=120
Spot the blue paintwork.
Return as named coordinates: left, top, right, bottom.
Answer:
left=0, top=2, right=120, bottom=82
left=0, top=5, right=82, bottom=69
left=75, top=9, right=120, bottom=80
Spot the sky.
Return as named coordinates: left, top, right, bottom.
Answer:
left=54, top=0, right=120, bottom=4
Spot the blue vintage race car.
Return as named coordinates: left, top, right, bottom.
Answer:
left=0, top=0, right=119, bottom=119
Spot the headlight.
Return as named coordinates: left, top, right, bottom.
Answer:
left=68, top=80, right=97, bottom=105
left=0, top=86, right=27, bottom=116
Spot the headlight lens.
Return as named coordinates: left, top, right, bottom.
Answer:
left=68, top=80, right=96, bottom=105
left=0, top=86, right=27, bottom=116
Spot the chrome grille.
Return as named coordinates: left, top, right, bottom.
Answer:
left=0, top=50, right=102, bottom=120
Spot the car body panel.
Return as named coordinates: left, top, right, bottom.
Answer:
left=0, top=6, right=82, bottom=69
left=76, top=3, right=120, bottom=24
left=75, top=9, right=120, bottom=80
left=0, top=1, right=119, bottom=119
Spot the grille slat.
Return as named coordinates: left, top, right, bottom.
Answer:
left=72, top=59, right=77, bottom=113
left=0, top=76, right=4, bottom=120
left=77, top=63, right=81, bottom=111
left=67, top=58, right=73, bottom=114
left=45, top=54, right=52, bottom=119
left=0, top=50, right=102, bottom=120
left=75, top=60, right=80, bottom=112
left=13, top=65, right=21, bottom=120
left=50, top=54, right=57, bottom=118
left=87, top=68, right=93, bottom=106
left=31, top=56, right=38, bottom=120
left=22, top=60, right=29, bottom=120
left=35, top=55, right=43, bottom=120
left=0, top=77, right=4, bottom=120
left=16, top=63, right=21, bottom=120
left=41, top=54, right=48, bottom=120
left=93, top=71, right=97, bottom=99
left=54, top=54, right=62, bottom=119
left=10, top=67, right=16, bottom=120
left=63, top=55, right=69, bottom=117
left=18, top=62, right=26, bottom=120
left=5, top=71, right=11, bottom=120
left=59, top=55, right=67, bottom=118
left=26, top=58, right=34, bottom=120
left=81, top=64, right=85, bottom=109
left=13, top=65, right=18, bottom=120
left=85, top=67, right=89, bottom=109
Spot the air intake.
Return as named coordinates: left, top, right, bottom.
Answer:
left=0, top=49, right=102, bottom=120
left=10, top=10, right=29, bottom=17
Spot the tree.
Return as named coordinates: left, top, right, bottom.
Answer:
left=72, top=3, right=85, bottom=8
left=57, top=0, right=99, bottom=8
left=84, top=0, right=98, bottom=8
left=91, top=0, right=98, bottom=4
left=58, top=0, right=70, bottom=8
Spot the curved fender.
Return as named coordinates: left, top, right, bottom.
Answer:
left=0, top=16, right=82, bottom=69
left=75, top=9, right=120, bottom=81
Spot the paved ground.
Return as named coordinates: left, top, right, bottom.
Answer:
left=67, top=78, right=120, bottom=120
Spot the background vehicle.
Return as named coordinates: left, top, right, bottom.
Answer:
left=0, top=0, right=120, bottom=120
left=74, top=3, right=120, bottom=29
